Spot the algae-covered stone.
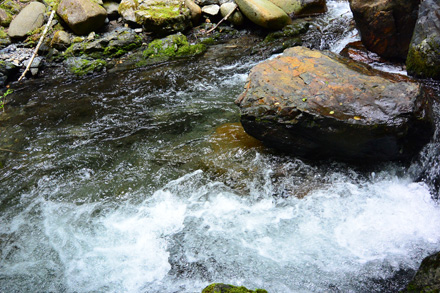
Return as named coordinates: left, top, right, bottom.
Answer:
left=406, top=0, right=440, bottom=80
left=236, top=46, right=434, bottom=162
left=119, top=0, right=139, bottom=23
left=135, top=0, right=192, bottom=35
left=51, top=30, right=71, bottom=49
left=8, top=2, right=46, bottom=38
left=65, top=57, right=107, bottom=76
left=57, top=0, right=107, bottom=35
left=404, top=251, right=440, bottom=292
left=235, top=0, right=291, bottom=29
left=142, top=32, right=205, bottom=59
left=268, top=0, right=326, bottom=16
left=202, top=283, right=268, bottom=293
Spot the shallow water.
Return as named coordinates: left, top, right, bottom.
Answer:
left=1, top=1, right=440, bottom=292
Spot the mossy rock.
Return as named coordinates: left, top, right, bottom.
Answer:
left=403, top=251, right=440, bottom=292
left=65, top=57, right=107, bottom=76
left=135, top=2, right=192, bottom=35
left=202, top=283, right=268, bottom=293
left=142, top=32, right=206, bottom=60
left=407, top=37, right=440, bottom=80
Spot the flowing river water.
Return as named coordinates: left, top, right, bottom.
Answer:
left=1, top=1, right=440, bottom=292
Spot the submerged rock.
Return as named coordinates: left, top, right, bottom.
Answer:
left=404, top=251, right=440, bottom=292
left=202, top=283, right=268, bottom=293
left=406, top=0, right=440, bottom=80
left=235, top=0, right=291, bottom=29
left=348, top=0, right=420, bottom=60
left=235, top=46, right=434, bottom=162
left=8, top=2, right=46, bottom=38
left=57, top=0, right=108, bottom=35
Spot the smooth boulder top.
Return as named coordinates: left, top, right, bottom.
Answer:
left=8, top=2, right=46, bottom=38
left=235, top=0, right=291, bottom=29
left=236, top=46, right=434, bottom=162
left=57, top=0, right=107, bottom=35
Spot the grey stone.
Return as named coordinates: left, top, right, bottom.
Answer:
left=8, top=2, right=46, bottom=38
left=202, top=4, right=220, bottom=16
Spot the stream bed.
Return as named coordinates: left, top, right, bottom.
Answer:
left=1, top=1, right=440, bottom=292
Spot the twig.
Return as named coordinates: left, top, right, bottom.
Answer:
left=206, top=4, right=237, bottom=34
left=18, top=9, right=56, bottom=82
left=0, top=148, right=28, bottom=154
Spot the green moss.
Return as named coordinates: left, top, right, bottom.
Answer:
left=137, top=3, right=181, bottom=20
left=0, top=27, right=7, bottom=39
left=142, top=33, right=206, bottom=60
left=202, top=283, right=268, bottom=293
left=406, top=39, right=440, bottom=79
left=69, top=59, right=107, bottom=76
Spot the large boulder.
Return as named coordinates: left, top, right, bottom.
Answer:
left=235, top=0, right=291, bottom=29
left=235, top=46, right=434, bottom=162
left=348, top=0, right=420, bottom=60
left=135, top=0, right=192, bottom=35
left=268, top=0, right=326, bottom=17
left=406, top=0, right=440, bottom=80
left=8, top=2, right=46, bottom=38
left=404, top=251, right=440, bottom=292
left=57, top=0, right=107, bottom=35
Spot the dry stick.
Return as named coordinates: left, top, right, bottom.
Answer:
left=18, top=9, right=56, bottom=82
left=206, top=4, right=237, bottom=34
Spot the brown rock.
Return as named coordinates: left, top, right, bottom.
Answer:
left=57, top=0, right=107, bottom=35
left=348, top=0, right=420, bottom=60
left=235, top=46, right=434, bottom=162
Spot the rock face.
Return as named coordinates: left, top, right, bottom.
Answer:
left=57, top=0, right=107, bottom=35
left=268, top=0, right=326, bottom=17
left=406, top=0, right=440, bottom=80
left=235, top=46, right=434, bottom=162
left=235, top=0, right=291, bottom=29
left=405, top=251, right=440, bottom=292
left=135, top=0, right=192, bottom=35
left=8, top=2, right=46, bottom=38
left=348, top=0, right=420, bottom=60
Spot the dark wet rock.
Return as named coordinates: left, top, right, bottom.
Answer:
left=406, top=0, right=440, bottom=80
left=57, top=0, right=108, bottom=35
left=135, top=0, right=192, bottom=35
left=8, top=2, right=46, bottom=38
left=64, top=56, right=107, bottom=76
left=235, top=0, right=291, bottom=29
left=348, top=0, right=420, bottom=60
left=202, top=283, right=268, bottom=293
left=235, top=46, right=434, bottom=162
left=0, top=60, right=17, bottom=86
left=269, top=0, right=326, bottom=17
left=404, top=251, right=440, bottom=292
left=64, top=27, right=142, bottom=57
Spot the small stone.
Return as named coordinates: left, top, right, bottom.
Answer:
left=134, top=28, right=143, bottom=33
left=87, top=32, right=96, bottom=40
left=202, top=4, right=220, bottom=16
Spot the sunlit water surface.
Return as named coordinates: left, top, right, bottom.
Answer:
left=1, top=1, right=440, bottom=292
